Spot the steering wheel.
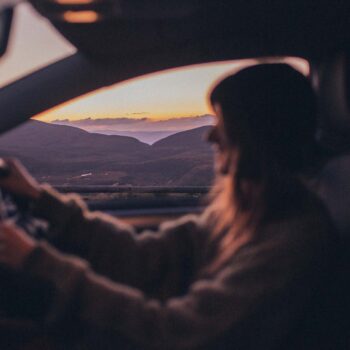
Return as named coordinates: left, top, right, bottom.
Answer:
left=0, top=187, right=52, bottom=321
left=0, top=189, right=49, bottom=238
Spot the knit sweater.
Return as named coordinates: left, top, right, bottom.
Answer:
left=22, top=184, right=335, bottom=349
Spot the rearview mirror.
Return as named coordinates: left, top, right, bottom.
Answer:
left=0, top=7, right=13, bottom=58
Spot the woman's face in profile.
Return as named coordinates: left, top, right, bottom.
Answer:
left=207, top=103, right=237, bottom=175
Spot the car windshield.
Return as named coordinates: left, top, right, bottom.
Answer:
left=0, top=57, right=308, bottom=206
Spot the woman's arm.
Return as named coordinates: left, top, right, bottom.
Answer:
left=21, top=224, right=324, bottom=350
left=0, top=159, right=207, bottom=290
left=30, top=186, right=207, bottom=292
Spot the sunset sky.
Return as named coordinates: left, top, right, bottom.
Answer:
left=36, top=61, right=257, bottom=122
left=0, top=3, right=309, bottom=123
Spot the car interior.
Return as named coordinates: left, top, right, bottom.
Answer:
left=0, top=0, right=349, bottom=348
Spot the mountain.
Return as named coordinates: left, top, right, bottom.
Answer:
left=153, top=126, right=212, bottom=149
left=0, top=121, right=214, bottom=186
left=0, top=120, right=148, bottom=154
left=52, top=115, right=215, bottom=144
left=151, top=126, right=214, bottom=185
left=0, top=119, right=149, bottom=163
left=88, top=130, right=178, bottom=145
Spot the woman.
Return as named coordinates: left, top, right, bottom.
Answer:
left=0, top=64, right=336, bottom=349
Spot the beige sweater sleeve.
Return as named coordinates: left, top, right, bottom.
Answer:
left=22, top=213, right=328, bottom=350
left=31, top=185, right=207, bottom=294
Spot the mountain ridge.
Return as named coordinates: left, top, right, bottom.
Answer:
left=0, top=121, right=214, bottom=186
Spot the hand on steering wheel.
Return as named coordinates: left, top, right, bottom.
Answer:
left=0, top=221, right=36, bottom=269
left=0, top=159, right=41, bottom=201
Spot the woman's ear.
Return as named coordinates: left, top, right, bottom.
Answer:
left=219, top=152, right=231, bottom=175
left=220, top=149, right=239, bottom=175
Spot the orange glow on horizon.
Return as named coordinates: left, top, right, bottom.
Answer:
left=35, top=111, right=209, bottom=122
left=34, top=94, right=209, bottom=121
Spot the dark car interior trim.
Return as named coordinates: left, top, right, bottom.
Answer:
left=0, top=8, right=13, bottom=58
left=0, top=1, right=349, bottom=347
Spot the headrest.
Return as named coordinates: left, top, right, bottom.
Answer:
left=313, top=54, right=350, bottom=152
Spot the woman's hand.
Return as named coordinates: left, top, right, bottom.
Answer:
left=0, top=221, right=37, bottom=269
left=0, top=158, right=41, bottom=200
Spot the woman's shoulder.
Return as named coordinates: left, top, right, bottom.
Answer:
left=291, top=181, right=334, bottom=232
left=260, top=181, right=336, bottom=259
left=268, top=179, right=333, bottom=226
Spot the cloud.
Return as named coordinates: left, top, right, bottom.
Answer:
left=52, top=115, right=214, bottom=132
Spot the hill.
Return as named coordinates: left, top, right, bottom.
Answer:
left=153, top=126, right=211, bottom=149
left=0, top=121, right=214, bottom=186
left=151, top=126, right=213, bottom=185
left=0, top=120, right=148, bottom=156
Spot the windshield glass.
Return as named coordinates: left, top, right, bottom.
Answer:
left=0, top=55, right=308, bottom=205
left=0, top=3, right=75, bottom=87
left=0, top=4, right=310, bottom=208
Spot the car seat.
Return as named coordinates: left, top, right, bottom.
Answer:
left=306, top=54, right=350, bottom=349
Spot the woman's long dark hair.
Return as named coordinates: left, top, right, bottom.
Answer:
left=204, top=64, right=317, bottom=272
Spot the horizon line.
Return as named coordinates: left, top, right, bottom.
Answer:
left=45, top=113, right=215, bottom=123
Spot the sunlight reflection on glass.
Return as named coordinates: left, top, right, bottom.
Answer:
left=63, top=10, right=99, bottom=23
left=55, top=0, right=95, bottom=4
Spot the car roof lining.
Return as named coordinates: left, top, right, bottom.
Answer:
left=31, top=0, right=350, bottom=60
